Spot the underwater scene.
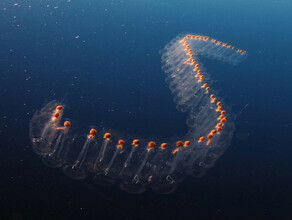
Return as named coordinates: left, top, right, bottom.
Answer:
left=0, top=0, right=291, bottom=219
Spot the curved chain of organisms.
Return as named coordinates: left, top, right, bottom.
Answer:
left=30, top=34, right=247, bottom=194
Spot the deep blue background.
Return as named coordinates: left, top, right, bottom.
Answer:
left=0, top=0, right=291, bottom=219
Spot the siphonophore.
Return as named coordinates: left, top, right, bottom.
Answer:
left=30, top=34, right=247, bottom=194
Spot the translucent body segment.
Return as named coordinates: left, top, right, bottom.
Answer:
left=42, top=121, right=71, bottom=168
left=30, top=33, right=246, bottom=194
left=63, top=129, right=97, bottom=180
left=30, top=101, right=64, bottom=155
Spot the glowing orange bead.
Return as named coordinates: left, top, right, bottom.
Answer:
left=64, top=121, right=71, bottom=128
left=161, top=143, right=168, bottom=149
left=53, top=112, right=60, bottom=119
left=205, top=87, right=210, bottom=91
left=202, top=83, right=207, bottom=88
left=217, top=123, right=222, bottom=127
left=221, top=117, right=227, bottom=124
left=176, top=141, right=183, bottom=147
left=184, top=141, right=191, bottom=147
left=56, top=105, right=63, bottom=111
left=148, top=141, right=156, bottom=148
left=198, top=136, right=205, bottom=142
left=217, top=127, right=222, bottom=132
left=210, top=130, right=216, bottom=135
left=218, top=115, right=224, bottom=120
left=212, top=98, right=217, bottom=103
left=132, top=139, right=139, bottom=146
left=90, top=129, right=97, bottom=136
left=210, top=94, right=215, bottom=99
left=221, top=110, right=226, bottom=115
left=104, top=133, right=111, bottom=139
left=217, top=101, right=222, bottom=106
left=206, top=134, right=213, bottom=146
left=118, top=140, right=125, bottom=145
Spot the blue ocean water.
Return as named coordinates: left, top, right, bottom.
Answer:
left=0, top=0, right=291, bottom=219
